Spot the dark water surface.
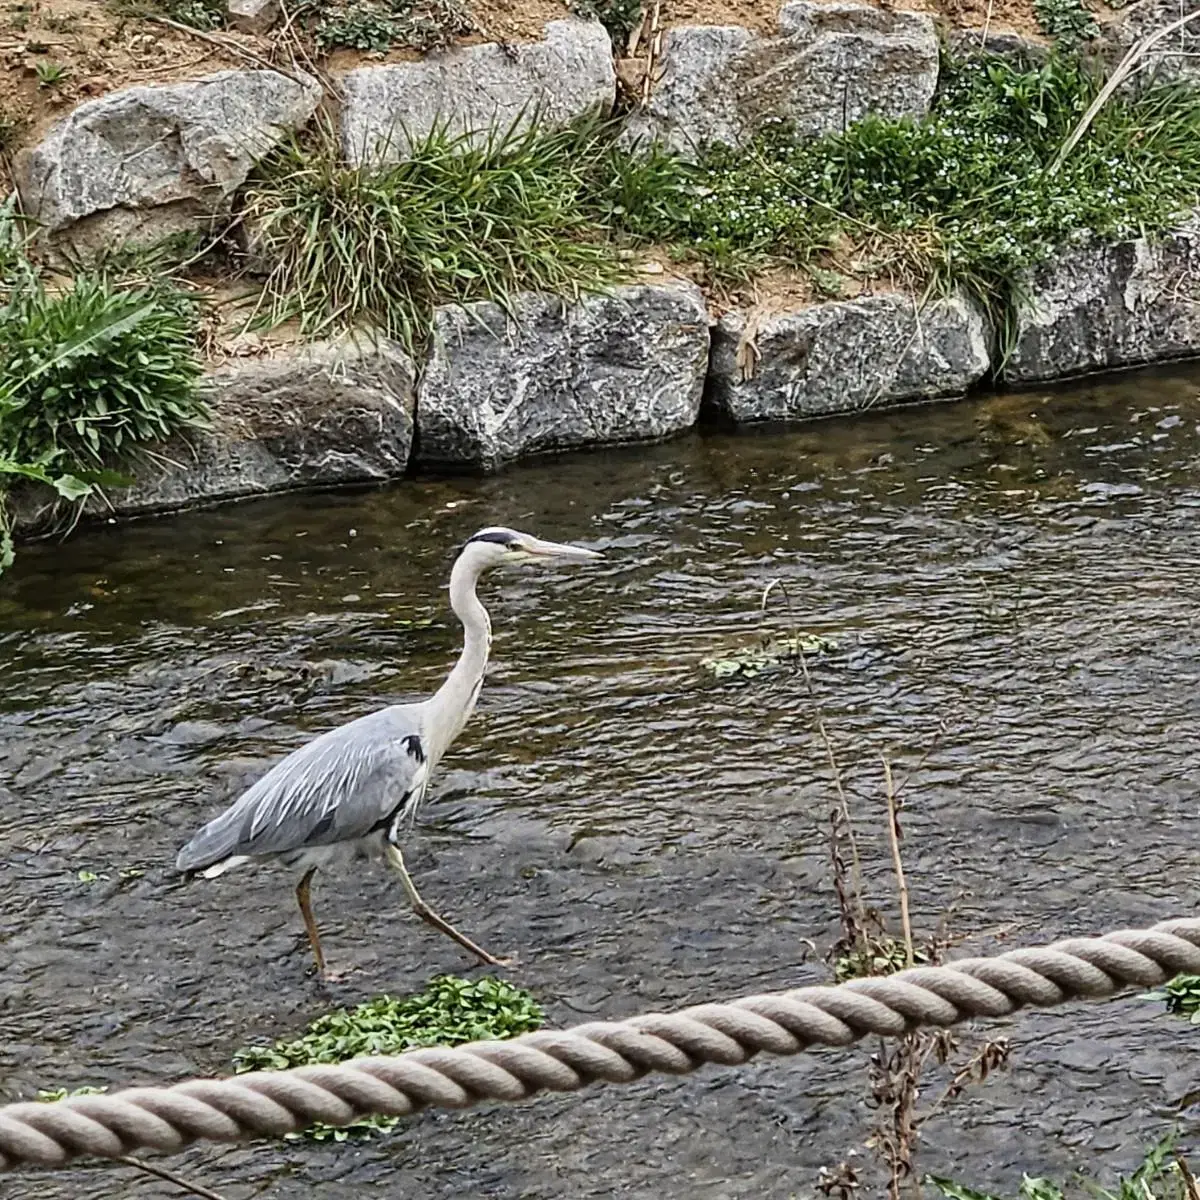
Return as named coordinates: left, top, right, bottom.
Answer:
left=3, top=368, right=1200, bottom=1198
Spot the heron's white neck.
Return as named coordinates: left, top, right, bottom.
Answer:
left=424, top=552, right=492, bottom=764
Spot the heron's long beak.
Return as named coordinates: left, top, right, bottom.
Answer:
left=520, top=536, right=604, bottom=563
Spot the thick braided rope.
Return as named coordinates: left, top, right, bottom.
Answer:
left=4, top=917, right=1199, bottom=1171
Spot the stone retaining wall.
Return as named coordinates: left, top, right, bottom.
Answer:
left=7, top=0, right=1200, bottom=531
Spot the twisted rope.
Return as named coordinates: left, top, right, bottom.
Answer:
left=4, top=918, right=1199, bottom=1171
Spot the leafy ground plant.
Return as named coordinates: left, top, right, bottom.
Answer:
left=120, top=0, right=226, bottom=30
left=929, top=1135, right=1199, bottom=1199
left=245, top=116, right=623, bottom=353
left=1033, top=0, right=1100, bottom=50
left=312, top=0, right=472, bottom=53
left=232, top=975, right=544, bottom=1140
left=1, top=279, right=205, bottom=468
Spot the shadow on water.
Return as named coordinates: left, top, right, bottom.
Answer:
left=3, top=365, right=1200, bottom=1196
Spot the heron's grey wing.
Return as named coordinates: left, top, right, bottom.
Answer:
left=176, top=707, right=428, bottom=871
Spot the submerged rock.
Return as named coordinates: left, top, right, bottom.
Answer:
left=13, top=337, right=415, bottom=532
left=1005, top=222, right=1200, bottom=383
left=415, top=281, right=710, bottom=469
left=707, top=292, right=991, bottom=423
left=622, top=1, right=938, bottom=159
left=14, top=70, right=322, bottom=254
left=339, top=19, right=615, bottom=164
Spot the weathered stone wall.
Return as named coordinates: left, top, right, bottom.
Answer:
left=707, top=292, right=991, bottom=423
left=8, top=2, right=1200, bottom=532
left=1005, top=222, right=1200, bottom=384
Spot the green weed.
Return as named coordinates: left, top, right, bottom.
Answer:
left=233, top=975, right=543, bottom=1140
left=33, top=60, right=69, bottom=89
left=929, top=1135, right=1198, bottom=1199
left=313, top=0, right=471, bottom=52
left=244, top=116, right=623, bottom=352
left=1, top=279, right=206, bottom=467
left=834, top=936, right=931, bottom=982
left=701, top=633, right=838, bottom=680
left=37, top=1086, right=108, bottom=1102
left=571, top=0, right=643, bottom=51
left=1033, top=0, right=1099, bottom=50
left=124, top=0, right=226, bottom=29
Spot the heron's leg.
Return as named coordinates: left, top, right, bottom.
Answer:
left=384, top=843, right=507, bottom=967
left=295, top=867, right=327, bottom=978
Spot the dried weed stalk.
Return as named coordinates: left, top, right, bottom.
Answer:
left=777, top=588, right=1009, bottom=1197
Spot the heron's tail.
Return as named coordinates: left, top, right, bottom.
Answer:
left=175, top=811, right=246, bottom=874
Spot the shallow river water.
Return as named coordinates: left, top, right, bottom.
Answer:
left=3, top=367, right=1200, bottom=1198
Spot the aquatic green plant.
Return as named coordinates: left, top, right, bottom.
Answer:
left=1148, top=972, right=1200, bottom=1021
left=37, top=1086, right=108, bottom=1102
left=928, top=1135, right=1198, bottom=1198
left=701, top=633, right=838, bottom=679
left=232, top=975, right=544, bottom=1140
left=834, top=936, right=931, bottom=982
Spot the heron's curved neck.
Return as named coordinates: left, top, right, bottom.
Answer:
left=424, top=553, right=491, bottom=763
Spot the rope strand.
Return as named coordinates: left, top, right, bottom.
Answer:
left=3, top=917, right=1198, bottom=1172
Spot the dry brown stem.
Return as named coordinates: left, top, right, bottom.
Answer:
left=882, top=756, right=912, bottom=968
left=117, top=1155, right=228, bottom=1200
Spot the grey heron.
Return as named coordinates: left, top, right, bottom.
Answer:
left=176, top=527, right=603, bottom=979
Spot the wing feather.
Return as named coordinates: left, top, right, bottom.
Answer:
left=176, top=706, right=428, bottom=871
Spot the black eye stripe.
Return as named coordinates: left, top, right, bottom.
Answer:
left=467, top=531, right=516, bottom=546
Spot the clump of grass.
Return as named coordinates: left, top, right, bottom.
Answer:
left=929, top=1135, right=1198, bottom=1199
left=1033, top=0, right=1099, bottom=50
left=312, top=0, right=471, bottom=53
left=245, top=116, right=624, bottom=352
left=601, top=52, right=1200, bottom=358
left=0, top=199, right=207, bottom=572
left=1, top=279, right=206, bottom=468
left=233, top=976, right=544, bottom=1140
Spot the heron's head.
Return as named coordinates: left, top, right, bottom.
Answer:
left=461, top=526, right=603, bottom=569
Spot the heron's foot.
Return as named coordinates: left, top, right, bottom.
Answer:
left=315, top=964, right=363, bottom=985
left=477, top=951, right=517, bottom=970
